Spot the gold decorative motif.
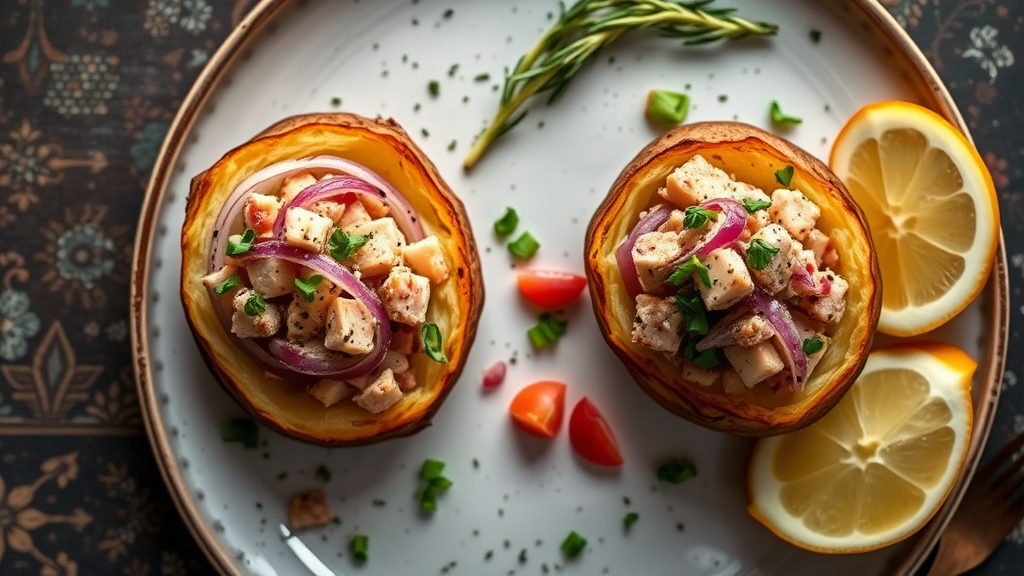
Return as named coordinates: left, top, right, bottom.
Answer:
left=0, top=451, right=93, bottom=575
left=1, top=0, right=67, bottom=94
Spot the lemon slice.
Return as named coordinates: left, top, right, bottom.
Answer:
left=747, top=343, right=975, bottom=553
left=830, top=101, right=999, bottom=337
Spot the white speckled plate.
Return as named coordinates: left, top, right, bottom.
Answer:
left=131, top=1, right=1008, bottom=575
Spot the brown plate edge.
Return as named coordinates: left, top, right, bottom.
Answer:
left=126, top=1, right=1012, bottom=576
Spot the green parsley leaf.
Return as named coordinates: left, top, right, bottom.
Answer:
left=560, top=531, right=587, bottom=558
left=327, top=227, right=370, bottom=262
left=508, top=231, right=540, bottom=259
left=674, top=295, right=709, bottom=335
left=222, top=417, right=258, bottom=449
left=527, top=313, right=567, bottom=347
left=667, top=255, right=711, bottom=288
left=493, top=207, right=519, bottom=236
left=775, top=165, right=795, bottom=186
left=803, top=337, right=824, bottom=355
left=428, top=79, right=440, bottom=97
left=349, top=535, right=369, bottom=563
left=448, top=139, right=457, bottom=151
left=421, top=323, right=449, bottom=363
left=657, top=457, right=698, bottom=484
left=294, top=275, right=323, bottom=303
left=474, top=73, right=490, bottom=82
left=448, top=63, right=459, bottom=77
left=330, top=97, right=342, bottom=107
left=214, top=272, right=241, bottom=295
left=226, top=228, right=256, bottom=256
left=809, top=29, right=822, bottom=43
left=683, top=206, right=720, bottom=230
left=243, top=291, right=267, bottom=316
left=741, top=197, right=772, bottom=213
left=420, top=458, right=446, bottom=480
left=746, top=239, right=781, bottom=271
left=314, top=465, right=331, bottom=483
left=769, top=100, right=803, bottom=125
left=682, top=339, right=720, bottom=369
left=645, top=89, right=690, bottom=125
left=623, top=512, right=639, bottom=530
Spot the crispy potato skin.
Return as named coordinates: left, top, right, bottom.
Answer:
left=181, top=113, right=483, bottom=446
left=585, top=122, right=880, bottom=436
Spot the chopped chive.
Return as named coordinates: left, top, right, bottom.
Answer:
left=508, top=231, right=540, bottom=259
left=527, top=313, right=567, bottom=347
left=775, top=165, right=795, bottom=186
left=421, top=322, right=449, bottom=363
left=493, top=207, right=519, bottom=236
left=349, top=535, right=368, bottom=563
left=560, top=531, right=587, bottom=558
left=327, top=228, right=370, bottom=262
left=418, top=458, right=452, bottom=511
left=803, top=337, right=824, bottom=355
left=746, top=239, right=781, bottom=271
left=214, top=272, right=241, bottom=295
left=657, top=457, right=698, bottom=484
left=226, top=228, right=256, bottom=256
left=420, top=458, right=446, bottom=480
left=645, top=89, right=690, bottom=124
left=222, top=417, right=258, bottom=449
left=294, top=275, right=323, bottom=303
left=243, top=291, right=266, bottom=316
left=769, top=100, right=803, bottom=125
left=474, top=73, right=490, bottom=82
left=741, top=197, right=772, bottom=213
left=428, top=79, right=440, bottom=97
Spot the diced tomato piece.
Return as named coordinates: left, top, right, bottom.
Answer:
left=509, top=381, right=566, bottom=438
left=568, top=397, right=623, bottom=467
left=516, top=270, right=587, bottom=309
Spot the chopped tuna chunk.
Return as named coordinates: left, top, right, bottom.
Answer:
left=396, top=370, right=418, bottom=392
left=390, top=325, right=418, bottom=355
left=288, top=489, right=332, bottom=532
left=723, top=341, right=785, bottom=387
left=284, top=206, right=334, bottom=253
left=310, top=200, right=346, bottom=224
left=231, top=288, right=281, bottom=338
left=747, top=224, right=796, bottom=295
left=402, top=235, right=449, bottom=284
left=797, top=270, right=849, bottom=323
left=243, top=193, right=282, bottom=238
left=379, top=266, right=431, bottom=325
left=661, top=154, right=737, bottom=207
left=359, top=193, right=390, bottom=219
left=631, top=231, right=686, bottom=293
left=280, top=172, right=317, bottom=204
left=352, top=369, right=403, bottom=413
left=286, top=271, right=340, bottom=341
left=247, top=257, right=296, bottom=298
left=324, top=297, right=376, bottom=354
left=202, top=264, right=240, bottom=297
left=721, top=369, right=746, bottom=395
left=697, top=248, right=754, bottom=311
left=802, top=228, right=831, bottom=268
left=721, top=313, right=775, bottom=347
left=343, top=217, right=405, bottom=278
left=632, top=294, right=683, bottom=353
left=678, top=360, right=721, bottom=387
left=657, top=209, right=687, bottom=233
left=308, top=379, right=354, bottom=408
left=381, top=350, right=410, bottom=374
left=769, top=189, right=820, bottom=241
left=337, top=200, right=372, bottom=228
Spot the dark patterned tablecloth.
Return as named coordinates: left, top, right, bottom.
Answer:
left=0, top=1, right=1019, bottom=575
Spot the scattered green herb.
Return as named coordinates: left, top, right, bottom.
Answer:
left=803, top=337, right=824, bottom=355
left=674, top=295, right=709, bottom=335
left=421, top=322, right=449, bottom=363
left=718, top=93, right=728, bottom=102
left=331, top=97, right=342, bottom=107
left=349, top=535, right=369, bottom=563
left=214, top=272, right=241, bottom=295
left=474, top=72, right=491, bottom=82
left=645, top=89, right=690, bottom=124
left=508, top=231, right=540, bottom=259
left=294, top=275, right=324, bottom=303
left=519, top=549, right=528, bottom=563
left=328, top=228, right=370, bottom=261
left=682, top=338, right=719, bottom=369
left=528, top=313, right=568, bottom=347
left=623, top=512, right=639, bottom=529
left=494, top=207, right=519, bottom=236
left=485, top=550, right=494, bottom=560
left=769, top=100, right=803, bottom=125
left=315, top=465, right=331, bottom=483
left=657, top=457, right=698, bottom=484
left=372, top=499, right=386, bottom=507
left=226, top=228, right=256, bottom=256
left=683, top=206, right=720, bottom=230
left=448, top=139, right=457, bottom=151
left=428, top=79, right=440, bottom=97
left=774, top=165, right=794, bottom=186
left=448, top=63, right=459, bottom=76
left=741, top=197, right=772, bottom=213
left=809, top=29, right=821, bottom=43
left=667, top=255, right=711, bottom=288
left=746, top=239, right=780, bottom=271
left=462, top=0, right=778, bottom=170
left=443, top=8, right=454, bottom=18
left=418, top=458, right=453, bottom=511
left=560, top=531, right=587, bottom=558
left=222, top=418, right=258, bottom=449
left=243, top=291, right=266, bottom=316
left=421, top=128, right=430, bottom=137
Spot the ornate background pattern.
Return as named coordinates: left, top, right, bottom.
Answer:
left=0, top=0, right=1019, bottom=574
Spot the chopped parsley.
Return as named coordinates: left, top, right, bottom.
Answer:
left=803, top=338, right=824, bottom=355
left=667, top=255, right=711, bottom=289
left=657, top=457, right=698, bottom=484
left=214, top=272, right=241, bottom=295
left=508, top=231, right=540, bottom=259
left=225, top=228, right=256, bottom=256
left=741, top=197, right=772, bottom=213
left=769, top=100, right=803, bottom=125
left=294, top=275, right=323, bottom=303
left=682, top=339, right=719, bottom=369
left=674, top=295, right=709, bottom=335
left=493, top=207, right=519, bottom=236
left=314, top=465, right=331, bottom=483
left=774, top=165, right=795, bottom=187
left=448, top=63, right=459, bottom=77
left=645, top=89, right=690, bottom=124
left=428, top=79, right=440, bottom=97
left=349, top=535, right=368, bottom=563
left=810, top=29, right=822, bottom=43
left=222, top=417, right=258, bottom=449
left=560, top=531, right=587, bottom=558
left=623, top=512, right=639, bottom=530
left=327, top=228, right=370, bottom=261
left=331, top=97, right=342, bottom=107
left=746, top=239, right=781, bottom=271
left=474, top=73, right=490, bottom=82
left=421, top=322, right=449, bottom=363
left=683, top=206, right=720, bottom=230
left=418, top=458, right=453, bottom=511
left=527, top=313, right=567, bottom=347
left=448, top=139, right=457, bottom=151
left=243, top=291, right=266, bottom=316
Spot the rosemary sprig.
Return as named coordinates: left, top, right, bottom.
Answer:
left=463, top=0, right=777, bottom=170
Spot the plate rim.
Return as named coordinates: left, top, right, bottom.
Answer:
left=128, top=1, right=1011, bottom=575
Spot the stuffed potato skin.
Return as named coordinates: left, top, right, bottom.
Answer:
left=181, top=113, right=484, bottom=446
left=585, top=122, right=880, bottom=436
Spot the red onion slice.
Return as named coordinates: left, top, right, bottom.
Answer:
left=693, top=301, right=758, bottom=352
left=668, top=197, right=748, bottom=269
left=615, top=206, right=672, bottom=299
left=231, top=241, right=392, bottom=380
left=747, top=289, right=807, bottom=391
left=270, top=176, right=380, bottom=238
left=482, top=360, right=507, bottom=389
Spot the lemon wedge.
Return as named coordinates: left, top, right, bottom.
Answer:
left=747, top=343, right=975, bottom=553
left=830, top=101, right=999, bottom=337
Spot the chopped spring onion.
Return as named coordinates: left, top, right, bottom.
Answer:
left=418, top=458, right=453, bottom=511
left=493, top=207, right=519, bottom=236
left=645, top=89, right=690, bottom=124
left=222, top=417, right=258, bottom=449
left=349, top=535, right=369, bottom=563
left=508, top=231, right=540, bottom=259
left=657, top=457, right=698, bottom=484
left=527, top=313, right=567, bottom=347
left=314, top=465, right=331, bottom=483
left=769, top=100, right=803, bottom=125
left=560, top=531, right=587, bottom=558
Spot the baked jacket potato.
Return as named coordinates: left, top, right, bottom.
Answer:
left=181, top=113, right=483, bottom=446
left=585, top=122, right=880, bottom=436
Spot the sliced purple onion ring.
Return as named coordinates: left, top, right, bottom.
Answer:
left=666, top=197, right=748, bottom=269
left=615, top=205, right=671, bottom=299
left=747, top=289, right=807, bottom=392
left=693, top=300, right=759, bottom=352
left=270, top=176, right=379, bottom=238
